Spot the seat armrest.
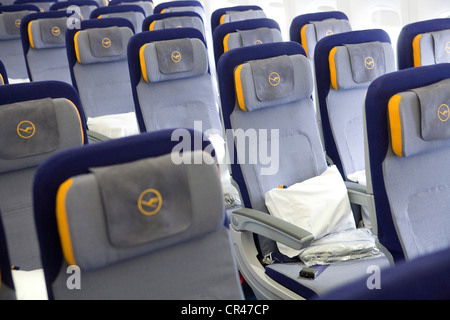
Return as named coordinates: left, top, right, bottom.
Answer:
left=87, top=130, right=111, bottom=143
left=230, top=208, right=314, bottom=250
left=345, top=181, right=369, bottom=207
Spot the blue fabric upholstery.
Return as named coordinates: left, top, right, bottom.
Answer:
left=397, top=18, right=450, bottom=70
left=212, top=18, right=281, bottom=65
left=365, top=63, right=450, bottom=263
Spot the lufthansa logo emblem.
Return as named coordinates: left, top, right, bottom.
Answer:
left=254, top=40, right=263, bottom=45
left=171, top=51, right=182, bottom=63
left=17, top=121, right=36, bottom=139
left=51, top=26, right=60, bottom=36
left=438, top=104, right=450, bottom=122
left=268, top=72, right=280, bottom=87
left=325, top=30, right=334, bottom=36
left=101, top=37, right=111, bottom=48
left=138, top=189, right=162, bottom=216
left=364, top=57, right=375, bottom=70
left=446, top=41, right=450, bottom=54
left=15, top=19, right=21, bottom=28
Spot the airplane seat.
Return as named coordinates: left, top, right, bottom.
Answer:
left=109, top=0, right=154, bottom=18
left=290, top=11, right=352, bottom=62
left=314, top=29, right=396, bottom=229
left=20, top=11, right=72, bottom=84
left=217, top=41, right=390, bottom=300
left=128, top=27, right=222, bottom=135
left=0, top=80, right=88, bottom=272
left=33, top=129, right=244, bottom=300
left=142, top=11, right=206, bottom=40
left=66, top=18, right=139, bottom=139
left=128, top=28, right=240, bottom=210
left=50, top=0, right=99, bottom=22
left=90, top=4, right=145, bottom=33
left=212, top=18, right=283, bottom=66
left=364, top=63, right=450, bottom=263
left=0, top=4, right=40, bottom=82
left=13, top=0, right=57, bottom=12
left=321, top=246, right=450, bottom=300
left=0, top=214, right=16, bottom=300
left=210, top=5, right=266, bottom=34
left=397, top=18, right=450, bottom=70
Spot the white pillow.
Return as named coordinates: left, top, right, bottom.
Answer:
left=265, top=165, right=356, bottom=258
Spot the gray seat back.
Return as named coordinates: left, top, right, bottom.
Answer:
left=412, top=29, right=450, bottom=67
left=71, top=24, right=135, bottom=118
left=135, top=36, right=222, bottom=134
left=383, top=78, right=450, bottom=260
left=0, top=84, right=86, bottom=270
left=24, top=14, right=72, bottom=83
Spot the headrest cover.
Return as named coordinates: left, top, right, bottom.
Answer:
left=389, top=78, right=450, bottom=158
left=100, top=12, right=143, bottom=33
left=0, top=97, right=83, bottom=173
left=234, top=54, right=313, bottom=112
left=310, top=18, right=352, bottom=41
left=29, top=17, right=68, bottom=49
left=0, top=10, right=32, bottom=39
left=330, top=41, right=394, bottom=90
left=57, top=151, right=224, bottom=271
left=0, top=98, right=59, bottom=160
left=414, top=30, right=450, bottom=67
left=224, top=28, right=282, bottom=52
left=75, top=26, right=133, bottom=64
left=221, top=9, right=266, bottom=24
left=140, top=38, right=208, bottom=83
left=149, top=16, right=204, bottom=35
left=238, top=27, right=273, bottom=47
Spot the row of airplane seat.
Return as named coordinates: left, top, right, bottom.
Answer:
left=0, top=0, right=449, bottom=300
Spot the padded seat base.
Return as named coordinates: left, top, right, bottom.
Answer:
left=265, top=255, right=390, bottom=299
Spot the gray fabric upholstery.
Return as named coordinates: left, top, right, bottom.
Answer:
left=221, top=9, right=266, bottom=24
left=99, top=11, right=144, bottom=33
left=311, top=18, right=352, bottom=42
left=26, top=18, right=71, bottom=83
left=75, top=26, right=132, bottom=64
left=231, top=54, right=327, bottom=213
left=328, top=41, right=395, bottom=177
left=236, top=55, right=313, bottom=112
left=0, top=11, right=36, bottom=79
left=430, top=30, right=450, bottom=64
left=250, top=55, right=295, bottom=102
left=0, top=98, right=84, bottom=270
left=0, top=98, right=59, bottom=160
left=90, top=155, right=192, bottom=248
left=155, top=38, right=194, bottom=74
left=59, top=152, right=228, bottom=272
left=224, top=28, right=282, bottom=51
left=412, top=78, right=450, bottom=141
left=73, top=26, right=135, bottom=117
left=136, top=38, right=222, bottom=134
left=161, top=5, right=204, bottom=18
left=344, top=42, right=386, bottom=84
left=141, top=38, right=208, bottom=82
left=301, top=19, right=352, bottom=58
left=332, top=42, right=394, bottom=90
left=388, top=85, right=450, bottom=158
left=148, top=16, right=205, bottom=38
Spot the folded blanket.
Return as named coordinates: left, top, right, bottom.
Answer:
left=298, top=228, right=382, bottom=266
